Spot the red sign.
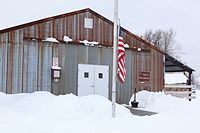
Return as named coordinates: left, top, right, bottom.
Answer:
left=139, top=71, right=150, bottom=78
left=138, top=71, right=150, bottom=85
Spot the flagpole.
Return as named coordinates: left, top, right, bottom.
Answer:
left=112, top=0, right=118, bottom=118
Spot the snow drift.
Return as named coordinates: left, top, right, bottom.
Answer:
left=0, top=90, right=200, bottom=133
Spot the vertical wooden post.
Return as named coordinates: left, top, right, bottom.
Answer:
left=188, top=71, right=192, bottom=101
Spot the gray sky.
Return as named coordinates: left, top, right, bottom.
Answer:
left=1, top=0, right=200, bottom=76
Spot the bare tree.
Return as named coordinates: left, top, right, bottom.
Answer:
left=192, top=74, right=200, bottom=85
left=142, top=29, right=181, bottom=59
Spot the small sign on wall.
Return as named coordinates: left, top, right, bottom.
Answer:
left=53, top=57, right=58, bottom=66
left=138, top=71, right=150, bottom=85
left=84, top=18, right=93, bottom=29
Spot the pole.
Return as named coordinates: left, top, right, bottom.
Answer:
left=112, top=0, right=118, bottom=118
left=133, top=88, right=136, bottom=101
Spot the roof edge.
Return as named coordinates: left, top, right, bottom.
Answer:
left=121, top=27, right=165, bottom=54
left=165, top=53, right=195, bottom=72
left=87, top=9, right=164, bottom=54
left=0, top=8, right=89, bottom=34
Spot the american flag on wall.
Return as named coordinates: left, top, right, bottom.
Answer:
left=117, top=28, right=126, bottom=83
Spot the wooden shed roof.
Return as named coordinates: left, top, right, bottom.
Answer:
left=165, top=53, right=194, bottom=73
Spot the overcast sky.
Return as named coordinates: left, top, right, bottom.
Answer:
left=1, top=0, right=200, bottom=76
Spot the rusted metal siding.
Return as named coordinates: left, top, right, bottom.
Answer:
left=0, top=42, right=7, bottom=93
left=2, top=9, right=148, bottom=51
left=22, top=12, right=115, bottom=46
left=0, top=38, right=163, bottom=104
left=54, top=44, right=155, bottom=104
left=150, top=49, right=165, bottom=91
left=0, top=8, right=164, bottom=104
left=0, top=37, right=53, bottom=94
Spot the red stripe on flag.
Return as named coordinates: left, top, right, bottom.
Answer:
left=117, top=29, right=126, bottom=83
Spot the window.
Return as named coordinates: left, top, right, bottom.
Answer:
left=84, top=18, right=93, bottom=29
left=99, top=73, right=103, bottom=79
left=84, top=72, right=89, bottom=78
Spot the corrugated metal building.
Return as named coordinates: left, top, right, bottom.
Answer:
left=0, top=8, right=164, bottom=104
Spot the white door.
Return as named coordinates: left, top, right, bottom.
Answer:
left=78, top=64, right=109, bottom=98
left=94, top=65, right=109, bottom=98
left=78, top=64, right=94, bottom=97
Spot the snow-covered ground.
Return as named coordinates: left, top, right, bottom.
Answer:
left=0, top=90, right=200, bottom=133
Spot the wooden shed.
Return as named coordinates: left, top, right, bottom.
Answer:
left=0, top=8, right=164, bottom=104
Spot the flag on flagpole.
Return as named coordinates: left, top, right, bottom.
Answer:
left=117, top=28, right=126, bottom=83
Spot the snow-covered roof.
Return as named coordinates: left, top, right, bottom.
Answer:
left=51, top=66, right=61, bottom=70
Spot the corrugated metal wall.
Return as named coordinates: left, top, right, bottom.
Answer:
left=0, top=39, right=163, bottom=104
left=22, top=12, right=113, bottom=46
left=19, top=9, right=150, bottom=51
left=0, top=9, right=164, bottom=104
left=0, top=40, right=52, bottom=93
